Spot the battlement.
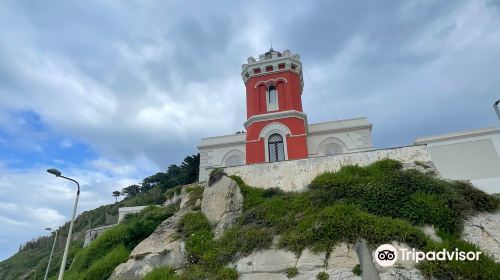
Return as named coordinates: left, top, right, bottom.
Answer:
left=241, top=49, right=303, bottom=84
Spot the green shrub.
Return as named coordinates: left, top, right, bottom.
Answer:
left=401, top=192, right=458, bottom=231
left=306, top=160, right=499, bottom=235
left=213, top=267, right=238, bottom=280
left=285, top=267, right=299, bottom=278
left=81, top=244, right=129, bottom=280
left=352, top=264, right=361, bottom=276
left=185, top=185, right=204, bottom=207
left=279, top=204, right=427, bottom=253
left=453, top=181, right=500, bottom=212
left=143, top=266, right=178, bottom=280
left=316, top=271, right=329, bottom=280
left=208, top=168, right=226, bottom=186
left=65, top=205, right=177, bottom=278
left=419, top=239, right=500, bottom=280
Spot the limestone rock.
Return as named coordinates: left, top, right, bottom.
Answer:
left=130, top=208, right=188, bottom=257
left=327, top=243, right=359, bottom=271
left=109, top=208, right=189, bottom=279
left=355, top=238, right=380, bottom=280
left=234, top=249, right=298, bottom=274
left=378, top=267, right=425, bottom=280
left=240, top=273, right=289, bottom=280
left=418, top=225, right=442, bottom=243
left=462, top=211, right=500, bottom=262
left=296, top=248, right=325, bottom=272
left=201, top=175, right=243, bottom=237
left=110, top=241, right=185, bottom=279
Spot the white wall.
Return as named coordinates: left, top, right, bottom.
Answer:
left=225, top=145, right=430, bottom=191
left=416, top=127, right=500, bottom=194
left=198, top=133, right=246, bottom=182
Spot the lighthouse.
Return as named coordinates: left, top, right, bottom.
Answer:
left=242, top=49, right=308, bottom=164
left=198, top=49, right=374, bottom=181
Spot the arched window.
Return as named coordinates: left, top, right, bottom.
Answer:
left=267, top=86, right=278, bottom=111
left=268, top=86, right=277, bottom=104
left=225, top=154, right=243, bottom=167
left=268, top=134, right=285, bottom=162
left=324, top=143, right=342, bottom=156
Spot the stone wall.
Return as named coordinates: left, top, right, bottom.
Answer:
left=225, top=145, right=431, bottom=191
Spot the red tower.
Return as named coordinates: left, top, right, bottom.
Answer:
left=241, top=49, right=308, bottom=164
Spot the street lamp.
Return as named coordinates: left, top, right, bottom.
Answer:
left=43, top=228, right=57, bottom=280
left=494, top=99, right=500, bottom=122
left=46, top=168, right=80, bottom=280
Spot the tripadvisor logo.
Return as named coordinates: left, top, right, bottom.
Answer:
left=374, top=244, right=482, bottom=267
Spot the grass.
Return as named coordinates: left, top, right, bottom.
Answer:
left=62, top=205, right=178, bottom=280
left=226, top=159, right=500, bottom=279
left=6, top=159, right=498, bottom=280
left=143, top=267, right=178, bottom=280
left=352, top=264, right=361, bottom=276
left=286, top=267, right=299, bottom=278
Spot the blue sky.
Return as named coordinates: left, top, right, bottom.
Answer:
left=1, top=0, right=500, bottom=261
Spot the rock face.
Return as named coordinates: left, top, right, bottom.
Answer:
left=109, top=208, right=190, bottom=279
left=462, top=211, right=500, bottom=262
left=201, top=175, right=243, bottom=238
left=232, top=243, right=362, bottom=280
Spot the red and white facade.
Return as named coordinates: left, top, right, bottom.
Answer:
left=198, top=49, right=374, bottom=181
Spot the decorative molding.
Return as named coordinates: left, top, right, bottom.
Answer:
left=415, top=127, right=500, bottom=145
left=244, top=110, right=307, bottom=128
left=221, top=149, right=245, bottom=167
left=316, top=137, right=348, bottom=156
left=254, top=78, right=288, bottom=88
left=259, top=122, right=290, bottom=162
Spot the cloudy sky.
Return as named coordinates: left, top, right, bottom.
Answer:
left=1, top=0, right=500, bottom=260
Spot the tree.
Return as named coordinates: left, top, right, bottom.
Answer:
left=121, top=184, right=140, bottom=197
left=112, top=191, right=121, bottom=202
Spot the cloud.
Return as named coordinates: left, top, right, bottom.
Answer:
left=0, top=160, right=142, bottom=260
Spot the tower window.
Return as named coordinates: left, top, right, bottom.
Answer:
left=268, top=86, right=277, bottom=104
left=266, top=65, right=273, bottom=72
left=268, top=134, right=285, bottom=162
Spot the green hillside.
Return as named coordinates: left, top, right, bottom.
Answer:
left=0, top=154, right=199, bottom=280
left=2, top=157, right=499, bottom=280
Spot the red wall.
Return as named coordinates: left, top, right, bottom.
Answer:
left=246, top=117, right=308, bottom=164
left=245, top=71, right=303, bottom=119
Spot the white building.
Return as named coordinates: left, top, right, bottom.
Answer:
left=415, top=127, right=500, bottom=194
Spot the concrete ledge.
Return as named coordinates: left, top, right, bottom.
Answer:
left=225, top=145, right=430, bottom=191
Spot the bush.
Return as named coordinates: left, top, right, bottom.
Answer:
left=143, top=267, right=178, bottom=280
left=307, top=160, right=499, bottom=235
left=419, top=239, right=500, bottom=280
left=65, top=205, right=177, bottom=278
left=286, top=267, right=299, bottom=278
left=208, top=168, right=226, bottom=186
left=352, top=264, right=361, bottom=276
left=316, top=271, right=329, bottom=280
left=81, top=244, right=129, bottom=280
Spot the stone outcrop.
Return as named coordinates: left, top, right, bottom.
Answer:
left=109, top=207, right=190, bottom=279
left=232, top=243, right=362, bottom=280
left=462, top=211, right=500, bottom=262
left=201, top=175, right=243, bottom=238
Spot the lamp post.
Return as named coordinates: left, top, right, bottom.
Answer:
left=46, top=168, right=80, bottom=280
left=43, top=228, right=57, bottom=280
left=494, top=99, right=500, bottom=122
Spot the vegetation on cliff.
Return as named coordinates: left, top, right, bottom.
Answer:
left=146, top=159, right=499, bottom=280
left=2, top=158, right=499, bottom=279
